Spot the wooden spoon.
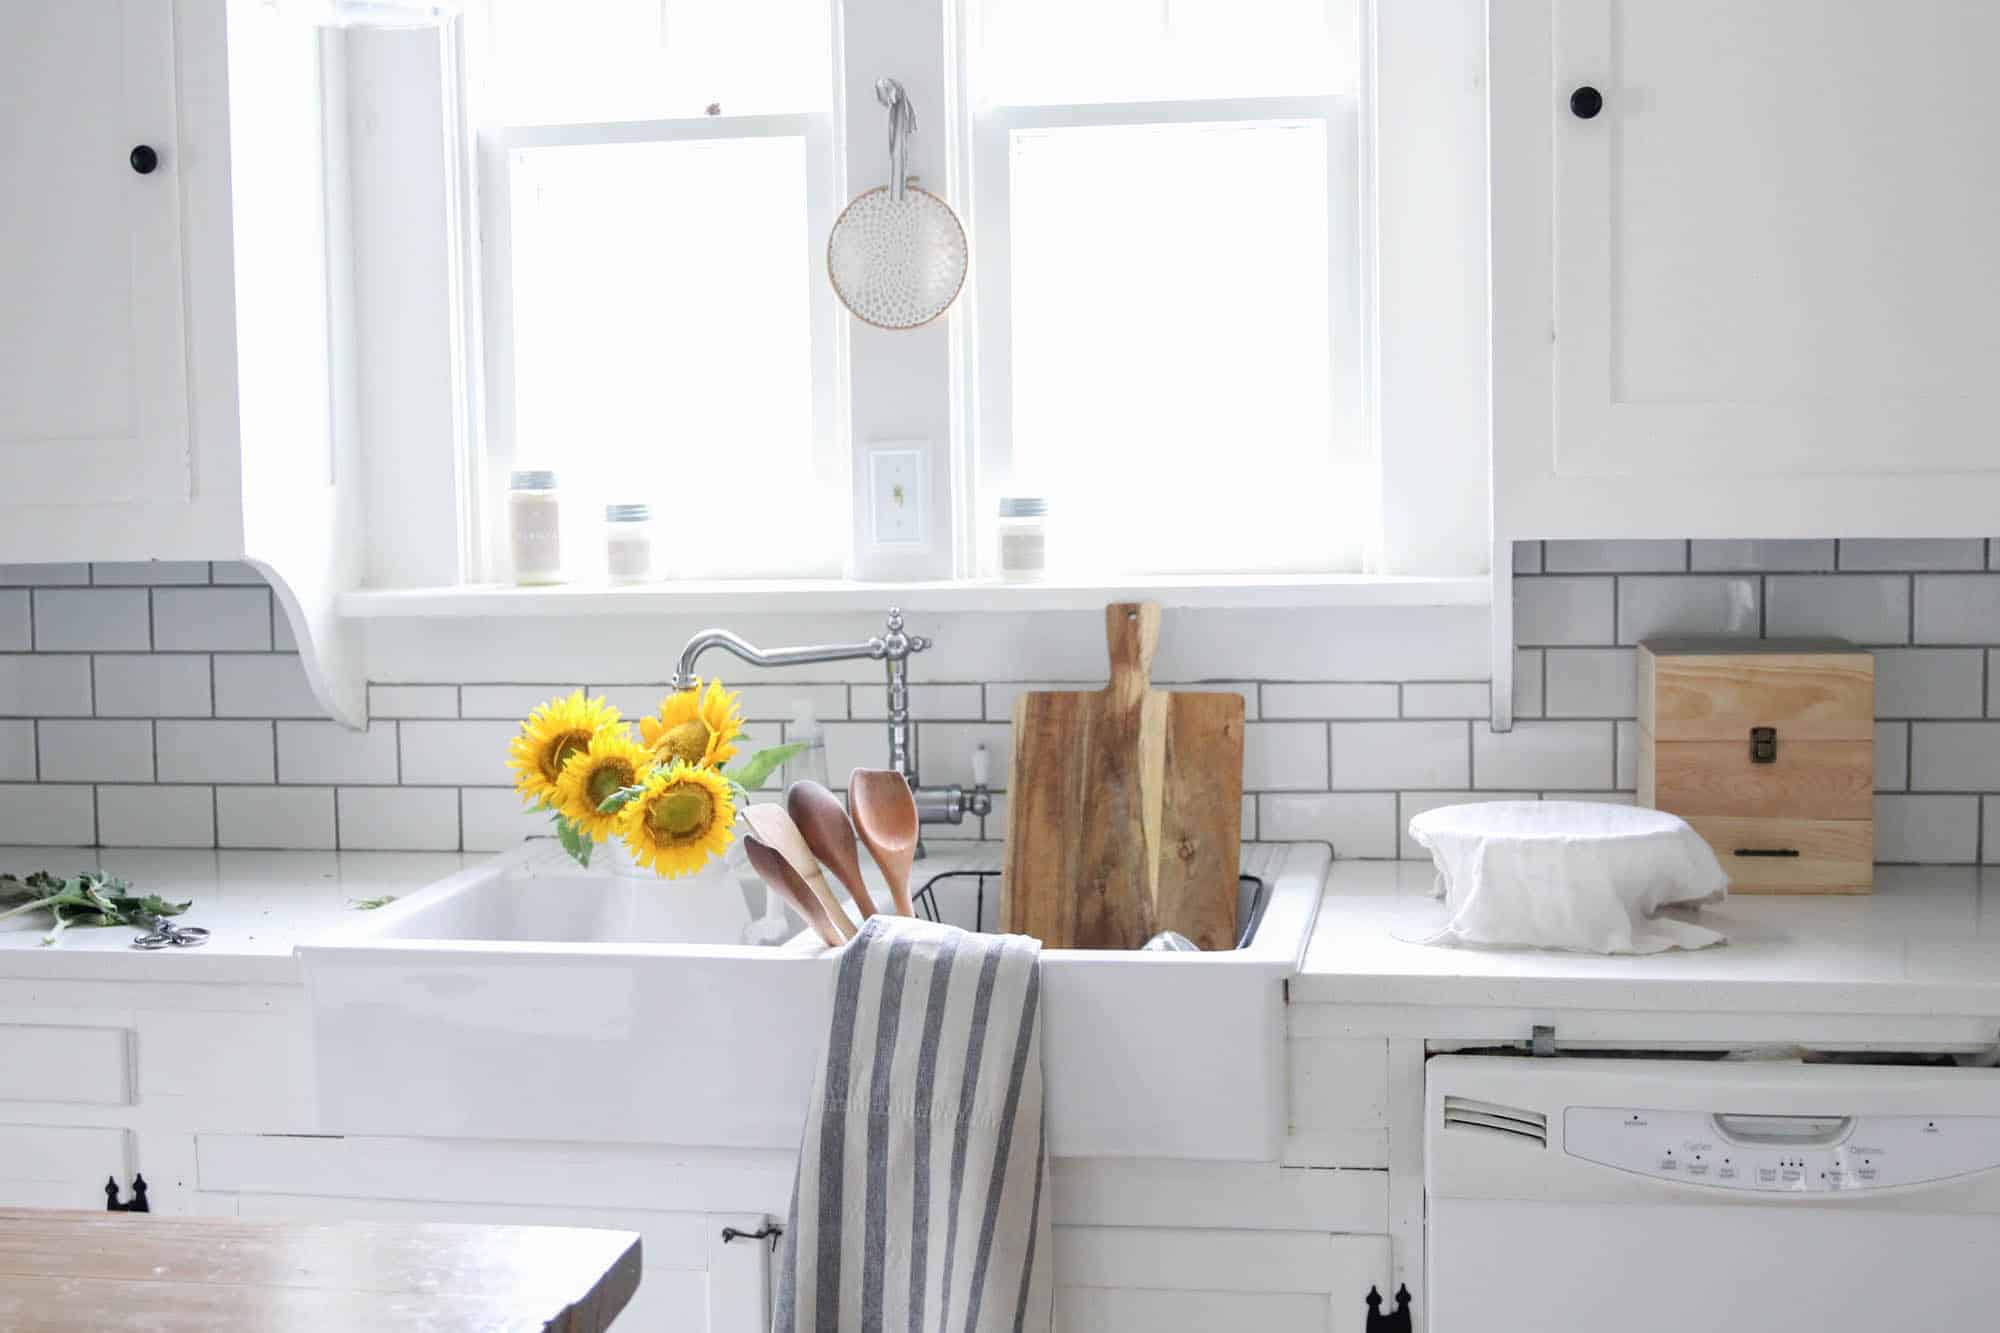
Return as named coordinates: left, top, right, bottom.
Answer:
left=849, top=768, right=919, bottom=917
left=743, top=833, right=845, bottom=947
left=786, top=780, right=880, bottom=920
left=741, top=804, right=855, bottom=941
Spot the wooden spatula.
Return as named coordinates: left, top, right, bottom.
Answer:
left=741, top=804, right=854, bottom=941
left=849, top=768, right=919, bottom=916
left=786, top=780, right=880, bottom=919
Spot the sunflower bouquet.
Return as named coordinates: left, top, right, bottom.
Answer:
left=506, top=682, right=801, bottom=877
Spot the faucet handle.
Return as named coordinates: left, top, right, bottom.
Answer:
left=883, top=607, right=931, bottom=656
left=970, top=742, right=990, bottom=789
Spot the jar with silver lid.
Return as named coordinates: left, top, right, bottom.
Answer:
left=605, top=502, right=655, bottom=583
left=508, top=469, right=564, bottom=585
left=996, top=496, right=1048, bottom=581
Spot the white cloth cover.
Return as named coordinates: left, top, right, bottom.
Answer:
left=1407, top=801, right=1728, bottom=954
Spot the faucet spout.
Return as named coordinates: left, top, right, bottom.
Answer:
left=670, top=627, right=888, bottom=692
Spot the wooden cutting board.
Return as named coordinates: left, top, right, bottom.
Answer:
left=1001, top=602, right=1244, bottom=950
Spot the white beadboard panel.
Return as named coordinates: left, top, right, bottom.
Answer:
left=1875, top=722, right=1909, bottom=793
left=1262, top=683, right=1399, bottom=720
left=1615, top=720, right=1637, bottom=790
left=1909, top=722, right=2000, bottom=793
left=213, top=655, right=326, bottom=719
left=457, top=684, right=586, bottom=719
left=91, top=561, right=210, bottom=585
left=1875, top=794, right=1980, bottom=863
left=1512, top=540, right=1543, bottom=574
left=1763, top=575, right=1911, bottom=645
left=367, top=685, right=458, bottom=719
left=0, top=784, right=94, bottom=844
left=1837, top=539, right=1986, bottom=572
left=397, top=719, right=518, bottom=788
left=0, top=656, right=92, bottom=716
left=1247, top=722, right=1334, bottom=791
left=337, top=786, right=460, bottom=851
left=0, top=563, right=89, bottom=586
left=157, top=720, right=276, bottom=784
left=151, top=588, right=273, bottom=652
left=209, top=562, right=266, bottom=585
left=1688, top=539, right=1836, bottom=572
left=1542, top=539, right=1687, bottom=573
left=32, top=589, right=150, bottom=652
left=1398, top=682, right=1489, bottom=719
left=916, top=722, right=1012, bottom=791
left=92, top=655, right=211, bottom=718
left=96, top=785, right=215, bottom=848
left=1616, top=576, right=1759, bottom=645
left=1258, top=792, right=1396, bottom=859
left=1513, top=649, right=1544, bottom=719
left=1514, top=577, right=1614, bottom=646
left=461, top=787, right=548, bottom=852
left=852, top=683, right=985, bottom=721
left=1473, top=720, right=1614, bottom=791
left=217, top=786, right=336, bottom=851
left=1915, top=576, right=2000, bottom=646
left=0, top=721, right=32, bottom=781
left=278, top=721, right=400, bottom=785
left=0, top=592, right=28, bottom=651
left=1872, top=649, right=1985, bottom=719
left=1542, top=648, right=1638, bottom=718
left=1327, top=721, right=1466, bottom=791
left=1398, top=791, right=1535, bottom=859
left=37, top=720, right=153, bottom=783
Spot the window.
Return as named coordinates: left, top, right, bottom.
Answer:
left=964, top=0, right=1367, bottom=575
left=468, top=0, right=843, bottom=579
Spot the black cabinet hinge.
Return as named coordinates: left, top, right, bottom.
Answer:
left=1365, top=1284, right=1414, bottom=1332
left=104, top=1174, right=149, bottom=1213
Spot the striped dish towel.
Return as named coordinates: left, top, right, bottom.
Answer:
left=774, top=914, right=1052, bottom=1332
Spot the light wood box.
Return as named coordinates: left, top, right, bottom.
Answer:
left=1637, top=638, right=1874, bottom=894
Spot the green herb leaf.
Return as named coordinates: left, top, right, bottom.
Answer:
left=349, top=894, right=398, bottom=911
left=0, top=871, right=188, bottom=946
left=723, top=743, right=807, bottom=792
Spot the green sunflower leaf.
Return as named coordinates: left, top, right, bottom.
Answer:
left=722, top=743, right=806, bottom=792
left=552, top=812, right=595, bottom=868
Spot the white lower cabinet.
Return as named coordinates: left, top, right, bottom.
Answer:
left=1055, top=1227, right=1392, bottom=1333
left=0, top=1125, right=137, bottom=1212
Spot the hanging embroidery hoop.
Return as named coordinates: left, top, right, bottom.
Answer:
left=826, top=78, right=968, bottom=330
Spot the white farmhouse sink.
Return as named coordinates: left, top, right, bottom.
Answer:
left=299, top=840, right=1326, bottom=1161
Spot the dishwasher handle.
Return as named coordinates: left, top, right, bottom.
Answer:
left=1712, top=1113, right=1854, bottom=1146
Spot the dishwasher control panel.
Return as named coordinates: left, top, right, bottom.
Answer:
left=1565, top=1107, right=2000, bottom=1192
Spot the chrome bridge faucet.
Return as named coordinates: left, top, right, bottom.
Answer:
left=669, top=609, right=993, bottom=841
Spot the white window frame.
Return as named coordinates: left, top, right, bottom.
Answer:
left=963, top=91, right=1367, bottom=574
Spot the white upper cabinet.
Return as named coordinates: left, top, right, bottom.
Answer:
left=1492, top=0, right=2000, bottom=541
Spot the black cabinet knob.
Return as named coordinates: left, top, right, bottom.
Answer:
left=129, top=144, right=159, bottom=174
left=1569, top=86, right=1604, bottom=120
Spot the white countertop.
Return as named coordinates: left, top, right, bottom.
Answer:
left=1295, top=859, right=2000, bottom=1021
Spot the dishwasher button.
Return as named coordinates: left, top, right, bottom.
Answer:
left=1657, top=1156, right=1678, bottom=1172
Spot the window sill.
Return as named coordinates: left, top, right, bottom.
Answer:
left=336, top=574, right=1490, bottom=619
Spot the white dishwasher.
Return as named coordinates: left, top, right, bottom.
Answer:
left=1426, top=1054, right=2000, bottom=1331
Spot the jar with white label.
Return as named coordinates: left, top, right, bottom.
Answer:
left=605, top=502, right=655, bottom=583
left=996, top=496, right=1048, bottom=581
left=508, top=469, right=563, bottom=585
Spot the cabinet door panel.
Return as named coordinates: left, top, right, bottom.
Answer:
left=0, top=1125, right=130, bottom=1210
left=0, top=0, right=191, bottom=503
left=1555, top=0, right=2000, bottom=479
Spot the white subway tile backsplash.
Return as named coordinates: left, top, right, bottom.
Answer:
left=0, top=784, right=94, bottom=844
left=1543, top=648, right=1638, bottom=718
left=1515, top=578, right=1614, bottom=646
left=1615, top=720, right=1637, bottom=790
left=1875, top=794, right=1979, bottom=863
left=1259, top=792, right=1396, bottom=858
left=1543, top=540, right=1687, bottom=573
left=92, top=655, right=210, bottom=718
left=33, top=589, right=149, bottom=651
left=1474, top=721, right=1614, bottom=790
left=213, top=655, right=323, bottom=718
left=1875, top=722, right=1908, bottom=792
left=917, top=722, right=1012, bottom=790
left=1399, top=682, right=1489, bottom=719
left=398, top=719, right=517, bottom=787
left=1837, top=539, right=1985, bottom=571
left=157, top=720, right=275, bottom=784
left=0, top=722, right=32, bottom=781
left=92, top=561, right=209, bottom=586
left=1249, top=722, right=1334, bottom=791
left=96, top=785, right=214, bottom=848
left=1328, top=721, right=1465, bottom=791
left=37, top=720, right=152, bottom=783
left=1910, top=722, right=2000, bottom=792
left=338, top=786, right=459, bottom=850
left=853, top=683, right=984, bottom=721
left=1689, top=540, right=1836, bottom=572
left=1263, top=683, right=1399, bottom=719
left=1616, top=576, right=1759, bottom=645
left=459, top=684, right=585, bottom=719
left=1873, top=649, right=1985, bottom=719
left=273, top=607, right=298, bottom=653
left=1914, top=576, right=2000, bottom=645
left=368, top=684, right=458, bottom=719
left=0, top=656, right=90, bottom=716
left=153, top=588, right=271, bottom=650
left=0, top=564, right=89, bottom=587
left=0, top=593, right=28, bottom=652
left=1987, top=798, right=2000, bottom=866
left=1513, top=649, right=1544, bottom=719
left=1512, top=541, right=1543, bottom=574
left=209, top=561, right=265, bottom=585
left=1398, top=791, right=1535, bottom=859
left=218, top=786, right=336, bottom=850
left=279, top=721, right=399, bottom=785
left=818, top=722, right=893, bottom=788
left=461, top=787, right=547, bottom=852
left=1764, top=575, right=1910, bottom=644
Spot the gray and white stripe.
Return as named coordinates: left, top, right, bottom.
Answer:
left=775, top=915, right=1052, bottom=1332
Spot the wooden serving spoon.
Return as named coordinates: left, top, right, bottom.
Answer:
left=743, top=833, right=845, bottom=947
left=741, top=804, right=855, bottom=941
left=787, top=780, right=880, bottom=920
left=849, top=768, right=919, bottom=917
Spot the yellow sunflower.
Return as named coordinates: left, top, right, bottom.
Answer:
left=551, top=727, right=650, bottom=841
left=639, top=680, right=744, bottom=770
left=618, top=762, right=736, bottom=878
left=507, top=691, right=622, bottom=806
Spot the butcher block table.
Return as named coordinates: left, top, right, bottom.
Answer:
left=0, top=1209, right=641, bottom=1331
